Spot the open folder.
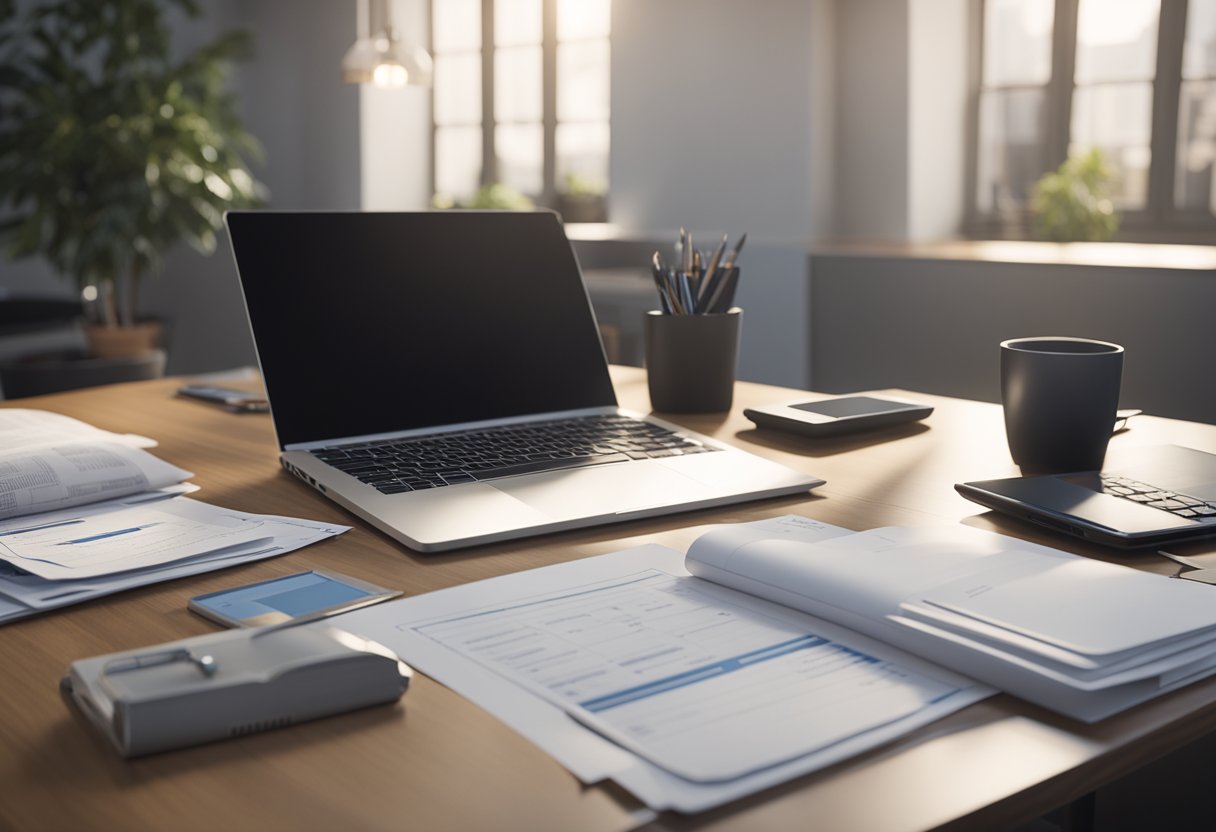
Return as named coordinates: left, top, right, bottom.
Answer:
left=340, top=515, right=1216, bottom=812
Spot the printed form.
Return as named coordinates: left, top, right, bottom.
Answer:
left=411, top=561, right=970, bottom=784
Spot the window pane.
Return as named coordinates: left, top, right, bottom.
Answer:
left=496, top=123, right=543, bottom=194
left=558, top=0, right=611, bottom=41
left=436, top=125, right=483, bottom=200
left=983, top=0, right=1053, bottom=86
left=496, top=0, right=542, bottom=46
left=434, top=0, right=481, bottom=53
left=557, top=40, right=610, bottom=122
left=1183, top=0, right=1216, bottom=80
left=1176, top=80, right=1216, bottom=212
left=556, top=122, right=609, bottom=191
left=1070, top=83, right=1153, bottom=207
left=1075, top=0, right=1159, bottom=83
left=434, top=54, right=481, bottom=125
left=495, top=46, right=542, bottom=122
left=976, top=88, right=1046, bottom=213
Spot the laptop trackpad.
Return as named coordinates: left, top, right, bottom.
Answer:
left=494, top=462, right=713, bottom=519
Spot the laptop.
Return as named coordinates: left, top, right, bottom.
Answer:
left=225, top=211, right=822, bottom=552
left=956, top=444, right=1216, bottom=549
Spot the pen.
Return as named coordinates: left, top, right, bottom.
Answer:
left=696, top=235, right=729, bottom=310
left=708, top=268, right=740, bottom=313
left=721, top=232, right=747, bottom=269
left=651, top=252, right=673, bottom=314
left=652, top=229, right=747, bottom=315
left=679, top=272, right=695, bottom=313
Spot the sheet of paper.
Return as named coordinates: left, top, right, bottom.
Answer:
left=688, top=523, right=1044, bottom=622
left=0, top=504, right=349, bottom=622
left=0, top=408, right=156, bottom=448
left=0, top=440, right=191, bottom=522
left=916, top=549, right=1216, bottom=656
left=0, top=499, right=300, bottom=580
left=339, top=541, right=991, bottom=811
left=416, top=569, right=965, bottom=783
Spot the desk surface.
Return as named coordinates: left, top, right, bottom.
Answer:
left=4, top=367, right=1216, bottom=832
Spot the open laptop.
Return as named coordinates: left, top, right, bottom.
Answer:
left=225, top=211, right=822, bottom=552
left=956, top=445, right=1216, bottom=549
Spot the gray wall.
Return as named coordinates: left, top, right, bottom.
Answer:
left=609, top=0, right=821, bottom=242
left=810, top=253, right=1216, bottom=423
left=146, top=0, right=362, bottom=375
left=835, top=0, right=909, bottom=239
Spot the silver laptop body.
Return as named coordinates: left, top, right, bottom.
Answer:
left=226, top=210, right=821, bottom=552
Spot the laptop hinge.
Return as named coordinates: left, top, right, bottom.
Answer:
left=283, top=406, right=627, bottom=452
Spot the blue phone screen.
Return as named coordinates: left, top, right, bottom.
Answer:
left=195, top=572, right=370, bottom=621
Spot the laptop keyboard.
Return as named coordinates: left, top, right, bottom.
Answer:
left=310, top=414, right=719, bottom=494
left=1100, top=475, right=1216, bottom=521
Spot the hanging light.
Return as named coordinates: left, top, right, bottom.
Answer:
left=342, top=0, right=432, bottom=88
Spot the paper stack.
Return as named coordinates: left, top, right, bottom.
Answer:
left=0, top=410, right=347, bottom=623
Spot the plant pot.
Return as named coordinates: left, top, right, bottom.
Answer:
left=86, top=321, right=164, bottom=359
left=0, top=349, right=167, bottom=399
left=556, top=193, right=607, bottom=224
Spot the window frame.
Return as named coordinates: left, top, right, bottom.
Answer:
left=429, top=0, right=609, bottom=212
left=966, top=0, right=1216, bottom=242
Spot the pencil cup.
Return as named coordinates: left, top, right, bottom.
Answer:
left=644, top=309, right=741, bottom=413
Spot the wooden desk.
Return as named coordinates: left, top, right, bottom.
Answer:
left=3, top=367, right=1216, bottom=831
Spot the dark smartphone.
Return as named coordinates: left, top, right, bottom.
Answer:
left=177, top=385, right=269, bottom=413
left=743, top=395, right=933, bottom=437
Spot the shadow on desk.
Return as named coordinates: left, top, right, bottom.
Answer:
left=735, top=422, right=932, bottom=458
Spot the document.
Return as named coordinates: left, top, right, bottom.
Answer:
left=342, top=514, right=1216, bottom=810
left=0, top=409, right=349, bottom=622
left=685, top=523, right=1216, bottom=721
left=0, top=436, right=190, bottom=521
left=0, top=502, right=348, bottom=622
left=0, top=499, right=282, bottom=580
left=341, top=516, right=991, bottom=811
left=0, top=408, right=155, bottom=448
left=414, top=568, right=966, bottom=784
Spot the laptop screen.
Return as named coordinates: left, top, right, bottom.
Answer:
left=226, top=211, right=618, bottom=448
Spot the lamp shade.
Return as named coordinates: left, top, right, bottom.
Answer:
left=342, top=0, right=432, bottom=88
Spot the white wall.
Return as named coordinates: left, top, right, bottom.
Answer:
left=834, top=0, right=969, bottom=241
left=360, top=0, right=432, bottom=211
left=908, top=0, right=968, bottom=239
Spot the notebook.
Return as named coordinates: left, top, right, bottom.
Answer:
left=224, top=211, right=822, bottom=552
left=956, top=444, right=1216, bottom=549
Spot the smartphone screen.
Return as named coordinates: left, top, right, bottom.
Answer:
left=190, top=571, right=396, bottom=627
left=790, top=396, right=920, bottom=419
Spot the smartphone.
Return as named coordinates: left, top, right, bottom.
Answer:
left=177, top=385, right=269, bottom=413
left=743, top=395, right=934, bottom=437
left=188, top=570, right=401, bottom=628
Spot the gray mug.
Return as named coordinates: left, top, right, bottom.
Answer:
left=1001, top=336, right=1124, bottom=473
left=644, top=309, right=741, bottom=413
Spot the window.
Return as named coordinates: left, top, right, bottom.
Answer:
left=431, top=0, right=610, bottom=216
left=970, top=0, right=1216, bottom=240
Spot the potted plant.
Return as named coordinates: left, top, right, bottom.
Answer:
left=0, top=0, right=266, bottom=368
left=432, top=182, right=535, bottom=211
left=1030, top=148, right=1120, bottom=243
left=556, top=172, right=607, bottom=224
